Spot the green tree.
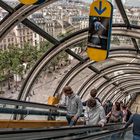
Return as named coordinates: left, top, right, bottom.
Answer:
left=2, top=50, right=12, bottom=90
left=0, top=73, right=5, bottom=94
left=12, top=57, right=24, bottom=91
left=0, top=41, right=53, bottom=92
left=0, top=52, right=7, bottom=93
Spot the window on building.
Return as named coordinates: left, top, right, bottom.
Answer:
left=3, top=39, right=6, bottom=43
left=4, top=44, right=6, bottom=50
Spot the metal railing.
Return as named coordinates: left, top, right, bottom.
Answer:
left=0, top=123, right=126, bottom=140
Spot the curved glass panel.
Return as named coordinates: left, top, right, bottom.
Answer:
left=2, top=0, right=20, bottom=8
left=28, top=0, right=89, bottom=40
left=0, top=0, right=140, bottom=105
left=27, top=39, right=91, bottom=103
left=107, top=69, right=140, bottom=78
left=29, top=50, right=80, bottom=103
left=111, top=35, right=133, bottom=46
left=113, top=7, right=124, bottom=24
left=122, top=0, right=140, bottom=25
left=0, top=26, right=53, bottom=100
left=69, top=67, right=96, bottom=95
left=0, top=8, right=8, bottom=22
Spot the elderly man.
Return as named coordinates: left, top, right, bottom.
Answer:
left=59, top=86, right=83, bottom=126
left=84, top=98, right=106, bottom=127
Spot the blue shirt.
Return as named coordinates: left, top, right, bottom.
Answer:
left=125, top=113, right=140, bottom=136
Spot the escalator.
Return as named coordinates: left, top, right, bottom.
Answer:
left=0, top=98, right=133, bottom=140
left=0, top=123, right=132, bottom=140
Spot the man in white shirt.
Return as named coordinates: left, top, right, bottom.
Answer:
left=84, top=98, right=106, bottom=127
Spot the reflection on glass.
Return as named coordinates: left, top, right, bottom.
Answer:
left=111, top=35, right=133, bottom=46
left=121, top=0, right=140, bottom=25
left=28, top=1, right=89, bottom=39
left=95, top=129, right=133, bottom=140
left=0, top=8, right=8, bottom=22
left=113, top=9, right=124, bottom=24
left=2, top=0, right=20, bottom=8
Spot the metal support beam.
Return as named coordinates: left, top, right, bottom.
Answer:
left=131, top=38, right=139, bottom=53
left=0, top=1, right=59, bottom=45
left=0, top=107, right=66, bottom=116
left=115, top=0, right=139, bottom=52
left=65, top=48, right=87, bottom=62
left=115, top=0, right=130, bottom=27
left=0, top=0, right=13, bottom=13
left=0, top=98, right=65, bottom=111
left=22, top=19, right=59, bottom=45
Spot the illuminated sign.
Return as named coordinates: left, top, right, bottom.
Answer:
left=87, top=0, right=113, bottom=61
left=19, top=0, right=45, bottom=5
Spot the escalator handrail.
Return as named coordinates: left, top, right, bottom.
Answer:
left=70, top=126, right=132, bottom=140
left=0, top=123, right=124, bottom=134
left=0, top=97, right=65, bottom=111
